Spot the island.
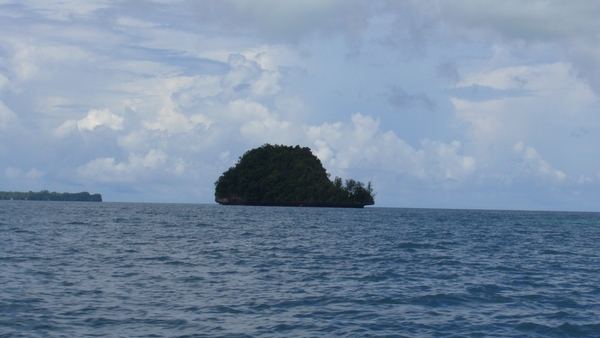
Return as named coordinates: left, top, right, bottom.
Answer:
left=0, top=190, right=102, bottom=202
left=214, top=144, right=375, bottom=208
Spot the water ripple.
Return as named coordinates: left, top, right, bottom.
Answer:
left=0, top=202, right=599, bottom=337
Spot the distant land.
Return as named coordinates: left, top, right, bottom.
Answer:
left=214, top=144, right=375, bottom=208
left=0, top=190, right=102, bottom=202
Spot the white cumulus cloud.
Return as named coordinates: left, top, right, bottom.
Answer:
left=77, top=109, right=124, bottom=132
left=514, top=141, right=566, bottom=183
left=0, top=101, right=19, bottom=129
left=77, top=149, right=168, bottom=183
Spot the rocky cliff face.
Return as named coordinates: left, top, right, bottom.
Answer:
left=215, top=196, right=368, bottom=208
left=214, top=195, right=246, bottom=205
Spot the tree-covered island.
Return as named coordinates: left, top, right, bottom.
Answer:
left=0, top=190, right=102, bottom=202
left=214, top=144, right=375, bottom=208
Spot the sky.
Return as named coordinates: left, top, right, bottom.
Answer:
left=1, top=0, right=600, bottom=211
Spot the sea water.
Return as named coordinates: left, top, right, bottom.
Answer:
left=1, top=201, right=599, bottom=337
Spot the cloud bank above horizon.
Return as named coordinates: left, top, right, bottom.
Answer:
left=1, top=0, right=600, bottom=211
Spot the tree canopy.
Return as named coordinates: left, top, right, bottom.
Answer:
left=214, top=144, right=374, bottom=207
left=0, top=190, right=102, bottom=202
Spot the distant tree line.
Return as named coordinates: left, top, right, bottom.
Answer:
left=0, top=190, right=102, bottom=202
left=214, top=144, right=375, bottom=207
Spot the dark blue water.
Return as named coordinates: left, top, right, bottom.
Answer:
left=1, top=202, right=599, bottom=337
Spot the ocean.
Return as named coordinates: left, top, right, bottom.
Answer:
left=1, top=201, right=599, bottom=337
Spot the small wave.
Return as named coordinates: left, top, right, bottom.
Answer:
left=396, top=242, right=445, bottom=250
left=180, top=276, right=205, bottom=283
left=164, top=260, right=195, bottom=267
left=557, top=322, right=600, bottom=336
left=73, top=289, right=103, bottom=297
left=548, top=310, right=572, bottom=319
left=138, top=255, right=171, bottom=262
left=517, top=321, right=600, bottom=337
left=66, top=221, right=88, bottom=225
left=409, top=293, right=467, bottom=307
left=84, top=317, right=120, bottom=328
left=111, top=272, right=139, bottom=278
left=210, top=305, right=243, bottom=314
left=249, top=303, right=272, bottom=311
left=359, top=273, right=391, bottom=282
left=516, top=322, right=554, bottom=336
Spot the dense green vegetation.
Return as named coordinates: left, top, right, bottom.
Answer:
left=214, top=144, right=374, bottom=207
left=0, top=190, right=102, bottom=202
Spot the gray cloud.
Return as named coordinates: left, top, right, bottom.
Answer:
left=187, top=0, right=373, bottom=44
left=436, top=61, right=460, bottom=84
left=569, top=46, right=600, bottom=95
left=436, top=0, right=600, bottom=95
left=450, top=85, right=529, bottom=102
left=387, top=86, right=435, bottom=112
left=439, top=0, right=600, bottom=42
